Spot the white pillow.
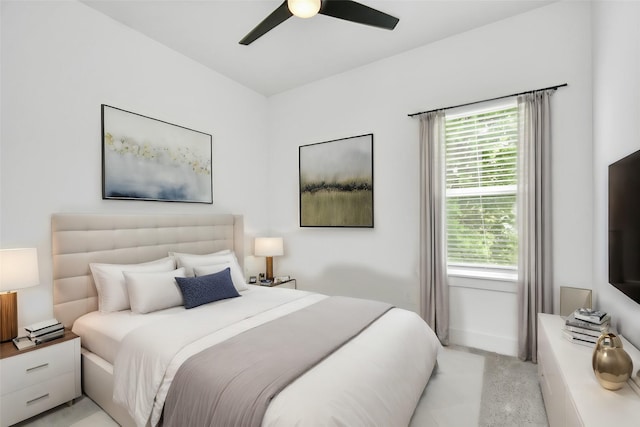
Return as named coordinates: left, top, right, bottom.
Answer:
left=171, top=251, right=248, bottom=291
left=124, top=268, right=186, bottom=314
left=89, top=257, right=175, bottom=313
left=192, top=264, right=227, bottom=276
left=193, top=262, right=247, bottom=293
left=169, top=249, right=230, bottom=275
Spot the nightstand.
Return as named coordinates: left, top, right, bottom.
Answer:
left=262, top=278, right=297, bottom=289
left=0, top=330, right=81, bottom=426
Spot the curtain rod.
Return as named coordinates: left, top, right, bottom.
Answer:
left=407, top=83, right=568, bottom=118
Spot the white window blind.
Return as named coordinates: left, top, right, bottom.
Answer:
left=445, top=103, right=518, bottom=268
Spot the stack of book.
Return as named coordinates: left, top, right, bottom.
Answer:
left=25, top=319, right=64, bottom=345
left=13, top=319, right=65, bottom=350
left=562, top=308, right=611, bottom=347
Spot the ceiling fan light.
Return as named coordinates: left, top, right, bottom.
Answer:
left=288, top=0, right=321, bottom=19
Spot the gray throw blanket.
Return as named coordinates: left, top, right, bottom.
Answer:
left=163, top=296, right=393, bottom=427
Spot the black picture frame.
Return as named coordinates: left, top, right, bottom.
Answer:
left=299, top=133, right=374, bottom=228
left=101, top=105, right=213, bottom=204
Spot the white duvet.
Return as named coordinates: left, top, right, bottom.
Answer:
left=86, top=286, right=440, bottom=426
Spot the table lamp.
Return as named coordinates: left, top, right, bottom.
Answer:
left=254, top=237, right=283, bottom=281
left=0, top=248, right=40, bottom=342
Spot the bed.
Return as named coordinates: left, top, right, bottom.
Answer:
left=52, top=213, right=441, bottom=427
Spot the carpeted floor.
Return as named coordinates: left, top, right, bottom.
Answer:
left=411, top=345, right=548, bottom=427
left=478, top=350, right=548, bottom=427
left=16, top=346, right=548, bottom=427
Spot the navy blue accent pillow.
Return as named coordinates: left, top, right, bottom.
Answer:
left=175, top=267, right=240, bottom=309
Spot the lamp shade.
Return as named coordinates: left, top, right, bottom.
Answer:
left=288, top=0, right=321, bottom=18
left=254, top=237, right=284, bottom=257
left=0, top=248, right=40, bottom=291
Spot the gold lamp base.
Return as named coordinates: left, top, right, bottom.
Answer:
left=0, top=291, right=18, bottom=342
left=265, top=256, right=274, bottom=281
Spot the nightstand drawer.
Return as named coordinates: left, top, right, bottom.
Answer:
left=0, top=371, right=76, bottom=426
left=0, top=339, right=75, bottom=394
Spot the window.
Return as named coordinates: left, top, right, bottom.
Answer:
left=445, top=102, right=518, bottom=273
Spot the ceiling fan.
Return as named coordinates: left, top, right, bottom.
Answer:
left=239, top=0, right=399, bottom=45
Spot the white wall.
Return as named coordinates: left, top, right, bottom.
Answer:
left=267, top=1, right=593, bottom=355
left=592, top=1, right=640, bottom=348
left=1, top=1, right=616, bottom=357
left=0, top=1, right=270, bottom=327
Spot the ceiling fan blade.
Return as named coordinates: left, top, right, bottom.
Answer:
left=239, top=1, right=293, bottom=45
left=320, top=0, right=399, bottom=30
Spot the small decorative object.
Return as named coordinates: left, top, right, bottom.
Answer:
left=575, top=308, right=609, bottom=324
left=559, top=287, right=592, bottom=317
left=299, top=133, right=373, bottom=227
left=102, top=105, right=212, bottom=204
left=592, top=333, right=633, bottom=390
left=12, top=336, right=35, bottom=350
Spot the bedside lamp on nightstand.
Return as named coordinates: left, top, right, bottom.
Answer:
left=0, top=248, right=40, bottom=342
left=254, top=237, right=283, bottom=281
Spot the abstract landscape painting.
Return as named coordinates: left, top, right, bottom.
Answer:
left=102, top=105, right=212, bottom=203
left=299, top=134, right=373, bottom=227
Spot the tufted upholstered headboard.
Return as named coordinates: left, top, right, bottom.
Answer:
left=52, top=213, right=244, bottom=328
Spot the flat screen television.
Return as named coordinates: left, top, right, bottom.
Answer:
left=609, top=148, right=640, bottom=304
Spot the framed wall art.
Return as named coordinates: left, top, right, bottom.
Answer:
left=299, top=133, right=373, bottom=227
left=101, top=105, right=213, bottom=204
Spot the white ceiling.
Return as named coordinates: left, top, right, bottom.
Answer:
left=82, top=0, right=555, bottom=96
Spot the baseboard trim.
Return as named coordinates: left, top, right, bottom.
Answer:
left=449, top=328, right=518, bottom=357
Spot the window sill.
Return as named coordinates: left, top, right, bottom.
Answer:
left=448, top=267, right=517, bottom=282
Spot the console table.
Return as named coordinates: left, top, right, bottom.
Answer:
left=537, top=313, right=640, bottom=426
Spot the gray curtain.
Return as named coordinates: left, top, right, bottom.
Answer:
left=517, top=90, right=554, bottom=362
left=418, top=111, right=449, bottom=345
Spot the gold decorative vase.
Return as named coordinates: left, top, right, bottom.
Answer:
left=592, top=333, right=633, bottom=390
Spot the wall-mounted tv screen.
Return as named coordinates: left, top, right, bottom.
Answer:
left=609, top=148, right=640, bottom=304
